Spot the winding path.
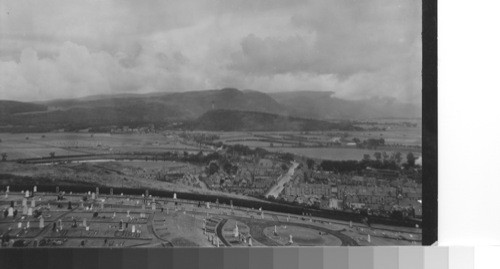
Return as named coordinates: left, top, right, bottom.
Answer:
left=225, top=216, right=358, bottom=246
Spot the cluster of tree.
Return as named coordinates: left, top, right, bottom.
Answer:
left=179, top=151, right=221, bottom=164
left=225, top=144, right=268, bottom=158
left=206, top=161, right=220, bottom=176
left=320, top=160, right=363, bottom=173
left=306, top=158, right=315, bottom=170
left=364, top=151, right=402, bottom=163
left=353, top=138, right=385, bottom=149
left=278, top=152, right=295, bottom=163
left=319, top=151, right=419, bottom=174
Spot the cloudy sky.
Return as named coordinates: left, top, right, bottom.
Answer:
left=0, top=0, right=421, bottom=103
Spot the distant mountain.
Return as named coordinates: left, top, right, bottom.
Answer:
left=0, top=100, right=47, bottom=117
left=42, top=87, right=285, bottom=120
left=186, top=109, right=354, bottom=132
left=269, top=91, right=421, bottom=120
left=0, top=88, right=286, bottom=131
left=0, top=89, right=421, bottom=132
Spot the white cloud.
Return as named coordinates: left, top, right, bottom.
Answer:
left=0, top=0, right=421, bottom=104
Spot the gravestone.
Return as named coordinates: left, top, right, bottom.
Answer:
left=22, top=206, right=28, bottom=215
left=18, top=222, right=22, bottom=228
left=26, top=221, right=30, bottom=228
left=83, top=218, right=87, bottom=227
left=6, top=186, right=9, bottom=193
left=132, top=225, right=136, bottom=233
left=152, top=203, right=156, bottom=211
left=367, top=234, right=371, bottom=243
left=248, top=237, right=252, bottom=246
left=31, top=200, right=35, bottom=208
left=289, top=234, right=293, bottom=244
left=22, top=198, right=27, bottom=207
left=27, top=207, right=33, bottom=216
left=8, top=207, right=15, bottom=217
left=91, top=193, right=95, bottom=200
left=234, top=224, right=239, bottom=237
left=33, top=186, right=37, bottom=193
left=39, top=217, right=44, bottom=228
left=25, top=190, right=30, bottom=198
left=173, top=193, right=177, bottom=199
left=126, top=210, right=130, bottom=217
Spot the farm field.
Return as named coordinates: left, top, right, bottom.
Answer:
left=0, top=132, right=203, bottom=160
left=265, top=147, right=420, bottom=161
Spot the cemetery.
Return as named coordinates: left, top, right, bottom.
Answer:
left=0, top=186, right=421, bottom=248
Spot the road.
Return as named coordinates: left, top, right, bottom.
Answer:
left=265, top=161, right=299, bottom=199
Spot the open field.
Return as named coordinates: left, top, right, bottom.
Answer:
left=0, top=132, right=204, bottom=160
left=265, top=147, right=420, bottom=161
left=216, top=126, right=421, bottom=146
left=214, top=125, right=421, bottom=161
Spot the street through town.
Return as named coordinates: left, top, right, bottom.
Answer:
left=265, top=161, right=299, bottom=199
